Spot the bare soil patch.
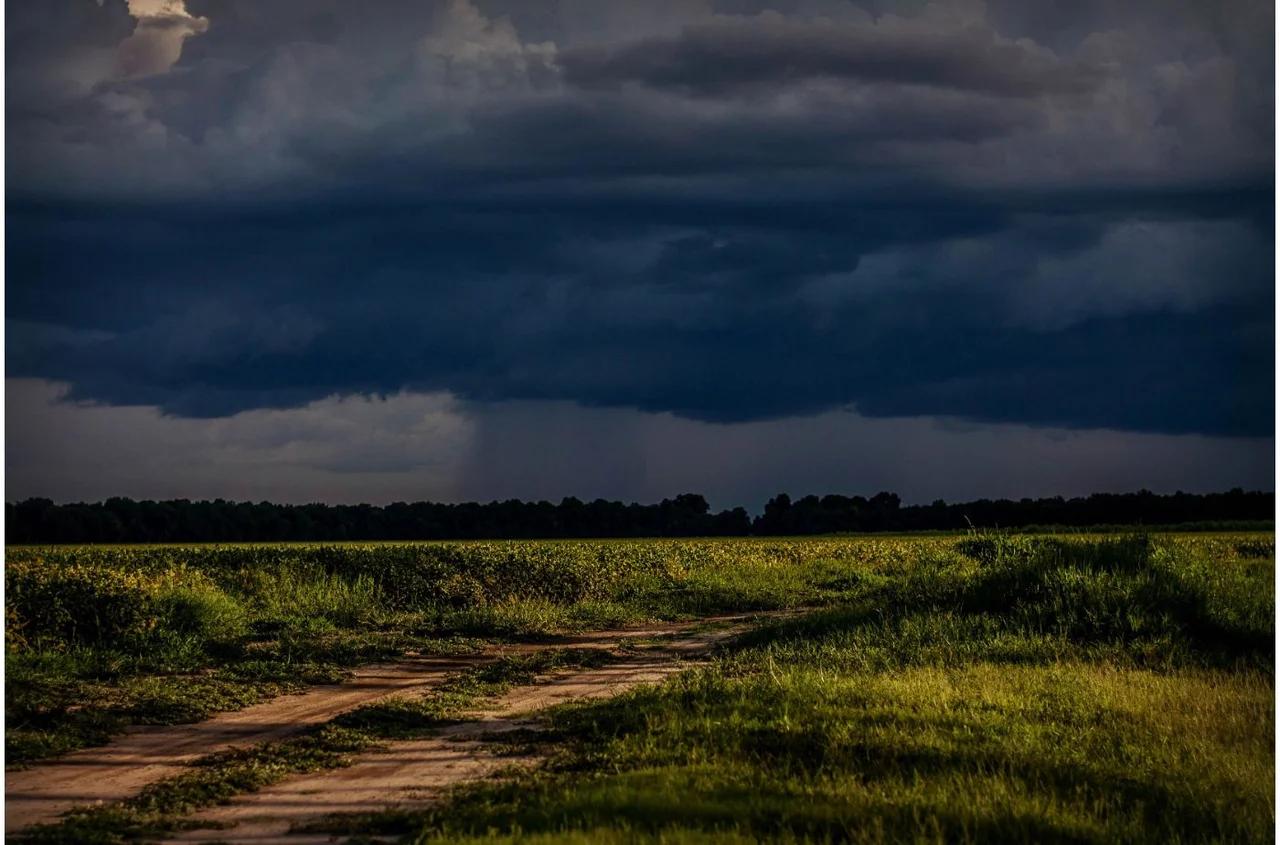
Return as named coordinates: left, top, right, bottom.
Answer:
left=165, top=623, right=746, bottom=844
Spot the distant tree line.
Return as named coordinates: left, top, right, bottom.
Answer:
left=751, top=489, right=1272, bottom=535
left=5, top=489, right=1272, bottom=545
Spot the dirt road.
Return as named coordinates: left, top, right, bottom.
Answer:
left=6, top=615, right=764, bottom=836
left=167, top=627, right=742, bottom=844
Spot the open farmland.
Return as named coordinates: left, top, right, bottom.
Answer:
left=5, top=533, right=1275, bottom=844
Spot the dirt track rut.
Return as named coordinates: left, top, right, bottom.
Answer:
left=5, top=615, right=763, bottom=835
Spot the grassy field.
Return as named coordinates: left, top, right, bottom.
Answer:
left=5, top=537, right=915, bottom=765
left=5, top=533, right=1274, bottom=843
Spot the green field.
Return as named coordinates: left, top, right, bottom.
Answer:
left=5, top=533, right=1275, bottom=843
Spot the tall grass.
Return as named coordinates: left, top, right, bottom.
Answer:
left=244, top=567, right=383, bottom=630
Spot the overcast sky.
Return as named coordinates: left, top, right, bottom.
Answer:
left=6, top=0, right=1275, bottom=509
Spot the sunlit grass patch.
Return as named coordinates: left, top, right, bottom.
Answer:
left=407, top=661, right=1272, bottom=845
left=401, top=533, right=1273, bottom=845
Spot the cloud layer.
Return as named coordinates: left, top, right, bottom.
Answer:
left=6, top=0, right=1274, bottom=462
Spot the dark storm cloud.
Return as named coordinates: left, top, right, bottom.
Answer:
left=391, top=87, right=1037, bottom=182
left=7, top=184, right=1273, bottom=435
left=4, top=0, right=1274, bottom=443
left=5, top=0, right=135, bottom=118
left=558, top=17, right=1103, bottom=98
left=6, top=0, right=136, bottom=57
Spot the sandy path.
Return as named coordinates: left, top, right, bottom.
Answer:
left=4, top=615, right=759, bottom=834
left=165, top=624, right=746, bottom=844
